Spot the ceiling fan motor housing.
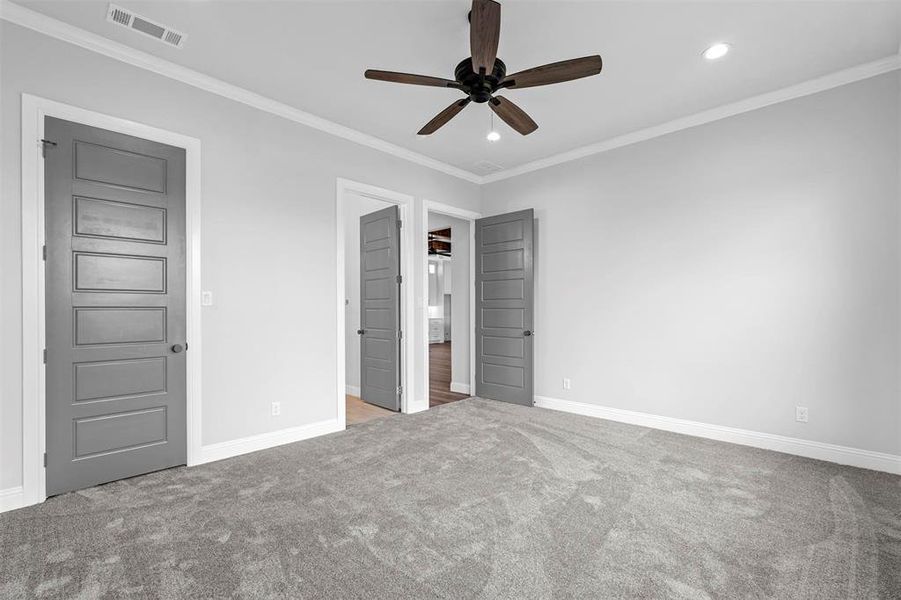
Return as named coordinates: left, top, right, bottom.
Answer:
left=455, top=58, right=507, bottom=103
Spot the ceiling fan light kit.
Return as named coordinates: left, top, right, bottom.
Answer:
left=703, top=42, right=731, bottom=60
left=364, top=0, right=603, bottom=137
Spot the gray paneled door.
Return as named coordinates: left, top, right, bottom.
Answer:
left=359, top=205, right=402, bottom=411
left=475, top=209, right=534, bottom=406
left=44, top=117, right=187, bottom=496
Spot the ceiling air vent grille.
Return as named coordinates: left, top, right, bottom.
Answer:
left=473, top=160, right=504, bottom=174
left=106, top=4, right=187, bottom=49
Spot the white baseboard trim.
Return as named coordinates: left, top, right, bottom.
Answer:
left=534, top=396, right=901, bottom=475
left=407, top=401, right=429, bottom=414
left=0, top=486, right=25, bottom=514
left=345, top=385, right=361, bottom=397
left=198, top=419, right=342, bottom=465
left=450, top=382, right=471, bottom=395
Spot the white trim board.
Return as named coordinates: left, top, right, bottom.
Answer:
left=0, top=0, right=480, bottom=185
left=198, top=419, right=342, bottom=465
left=2, top=0, right=899, bottom=186
left=450, top=382, right=471, bottom=395
left=345, top=385, right=361, bottom=397
left=534, top=396, right=901, bottom=475
left=18, top=94, right=203, bottom=512
left=0, top=487, right=25, bottom=513
left=482, top=54, right=901, bottom=183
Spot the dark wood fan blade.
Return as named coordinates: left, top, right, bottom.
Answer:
left=418, top=98, right=472, bottom=135
left=365, top=70, right=459, bottom=88
left=503, top=55, right=603, bottom=89
left=489, top=96, right=538, bottom=135
left=470, top=0, right=501, bottom=74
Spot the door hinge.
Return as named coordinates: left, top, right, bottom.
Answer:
left=40, top=139, right=57, bottom=158
left=397, top=330, right=403, bottom=340
left=397, top=385, right=403, bottom=396
left=396, top=274, right=403, bottom=284
left=42, top=245, right=47, bottom=261
left=185, top=342, right=189, bottom=351
left=397, top=220, right=403, bottom=229
left=43, top=452, right=47, bottom=467
left=43, top=349, right=47, bottom=364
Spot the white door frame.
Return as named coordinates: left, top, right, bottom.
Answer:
left=336, top=178, right=416, bottom=428
left=19, top=94, right=203, bottom=508
left=422, top=200, right=481, bottom=402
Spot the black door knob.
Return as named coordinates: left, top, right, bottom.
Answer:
left=523, top=330, right=532, bottom=337
left=357, top=329, right=365, bottom=335
left=171, top=344, right=184, bottom=353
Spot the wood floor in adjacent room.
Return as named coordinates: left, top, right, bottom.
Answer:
left=345, top=394, right=395, bottom=426
left=430, top=341, right=469, bottom=407
left=346, top=341, right=468, bottom=425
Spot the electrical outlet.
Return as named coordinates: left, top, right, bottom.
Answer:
left=271, top=402, right=281, bottom=417
left=562, top=378, right=571, bottom=390
left=795, top=406, right=808, bottom=423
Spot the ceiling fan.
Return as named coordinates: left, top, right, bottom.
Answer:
left=364, top=0, right=603, bottom=136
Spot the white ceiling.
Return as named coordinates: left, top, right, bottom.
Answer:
left=14, top=1, right=901, bottom=177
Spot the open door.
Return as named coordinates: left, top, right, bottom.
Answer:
left=475, top=209, right=534, bottom=406
left=359, top=205, right=402, bottom=411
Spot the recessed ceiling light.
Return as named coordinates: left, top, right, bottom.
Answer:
left=703, top=42, right=731, bottom=60
left=486, top=130, right=501, bottom=142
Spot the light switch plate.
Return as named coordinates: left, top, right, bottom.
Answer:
left=201, top=291, right=213, bottom=306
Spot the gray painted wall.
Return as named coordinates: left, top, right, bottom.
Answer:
left=0, top=23, right=479, bottom=491
left=482, top=73, right=901, bottom=456
left=428, top=212, right=471, bottom=388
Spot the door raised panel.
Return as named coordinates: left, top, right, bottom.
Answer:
left=482, top=307, right=524, bottom=329
left=74, top=252, right=166, bottom=293
left=75, top=357, right=167, bottom=402
left=363, top=337, right=393, bottom=362
left=483, top=364, right=524, bottom=389
left=362, top=216, right=391, bottom=243
left=75, top=141, right=167, bottom=193
left=364, top=366, right=395, bottom=392
left=74, top=197, right=166, bottom=243
left=482, top=249, right=524, bottom=273
left=482, top=336, right=524, bottom=359
left=74, top=407, right=167, bottom=458
left=74, top=307, right=167, bottom=346
left=364, top=248, right=392, bottom=272
left=364, top=307, right=394, bottom=331
left=364, top=278, right=392, bottom=300
left=481, top=279, right=524, bottom=301
left=480, top=219, right=524, bottom=245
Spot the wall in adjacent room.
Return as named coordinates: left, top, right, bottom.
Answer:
left=481, top=72, right=901, bottom=456
left=0, top=22, right=480, bottom=492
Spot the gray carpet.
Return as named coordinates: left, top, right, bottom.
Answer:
left=1, top=398, right=899, bottom=599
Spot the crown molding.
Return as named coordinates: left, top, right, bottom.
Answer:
left=0, top=0, right=483, bottom=184
left=2, top=0, right=899, bottom=187
left=482, top=53, right=901, bottom=184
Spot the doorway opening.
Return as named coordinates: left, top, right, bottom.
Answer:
left=344, top=192, right=395, bottom=425
left=19, top=95, right=202, bottom=509
left=339, top=181, right=415, bottom=427
left=426, top=211, right=473, bottom=407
